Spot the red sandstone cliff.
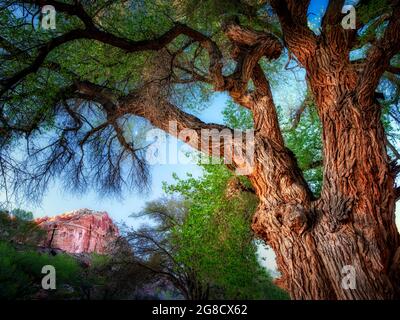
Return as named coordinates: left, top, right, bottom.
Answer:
left=35, top=209, right=119, bottom=254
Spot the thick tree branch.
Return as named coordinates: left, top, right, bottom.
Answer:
left=321, top=0, right=358, bottom=53
left=250, top=63, right=284, bottom=146
left=291, top=91, right=314, bottom=129
left=217, top=21, right=283, bottom=112
left=72, top=81, right=253, bottom=173
left=73, top=81, right=118, bottom=110
left=357, top=3, right=400, bottom=107
left=3, top=1, right=224, bottom=96
left=0, top=29, right=84, bottom=96
left=321, top=0, right=345, bottom=32
left=214, top=24, right=313, bottom=203
left=219, top=21, right=286, bottom=148
left=223, top=21, right=282, bottom=58
left=222, top=21, right=282, bottom=97
left=120, top=95, right=239, bottom=162
left=269, top=0, right=317, bottom=66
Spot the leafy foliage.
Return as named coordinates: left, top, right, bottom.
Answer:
left=10, top=208, right=33, bottom=221
left=0, top=240, right=80, bottom=299
left=0, top=210, right=45, bottom=244
left=161, top=164, right=288, bottom=299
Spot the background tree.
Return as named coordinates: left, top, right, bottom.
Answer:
left=0, top=240, right=81, bottom=299
left=128, top=168, right=287, bottom=300
left=74, top=251, right=154, bottom=300
left=0, top=210, right=45, bottom=244
left=164, top=163, right=288, bottom=300
left=127, top=198, right=208, bottom=300
left=10, top=208, right=34, bottom=220
left=1, top=0, right=400, bottom=299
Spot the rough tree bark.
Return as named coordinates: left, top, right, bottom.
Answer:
left=3, top=0, right=400, bottom=300
left=248, top=0, right=400, bottom=299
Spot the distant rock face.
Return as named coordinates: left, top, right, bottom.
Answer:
left=35, top=209, right=119, bottom=254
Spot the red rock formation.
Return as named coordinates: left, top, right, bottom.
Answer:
left=36, top=209, right=119, bottom=254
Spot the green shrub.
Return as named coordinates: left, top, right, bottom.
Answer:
left=0, top=241, right=80, bottom=299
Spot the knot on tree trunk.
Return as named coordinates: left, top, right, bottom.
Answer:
left=252, top=203, right=309, bottom=242
left=281, top=204, right=309, bottom=235
left=320, top=194, right=354, bottom=232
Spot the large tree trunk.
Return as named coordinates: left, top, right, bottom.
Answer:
left=252, top=0, right=400, bottom=299
left=251, top=91, right=400, bottom=300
